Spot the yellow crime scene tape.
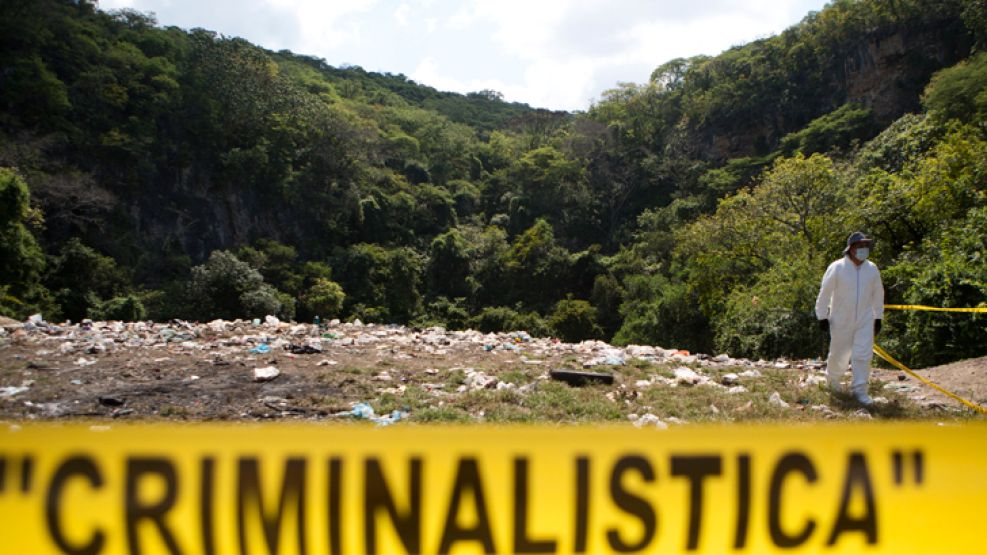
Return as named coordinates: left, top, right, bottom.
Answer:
left=875, top=303, right=986, bottom=415
left=883, top=304, right=987, bottom=313
left=2, top=423, right=986, bottom=554
left=873, top=346, right=987, bottom=416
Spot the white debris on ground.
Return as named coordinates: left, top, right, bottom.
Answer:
left=629, top=413, right=669, bottom=429
left=252, top=366, right=280, bottom=382
left=0, top=314, right=954, bottom=422
left=769, top=392, right=790, bottom=408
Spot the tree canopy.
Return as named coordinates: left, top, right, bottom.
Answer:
left=0, top=0, right=983, bottom=365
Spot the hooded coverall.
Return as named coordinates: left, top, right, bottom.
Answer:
left=815, top=255, right=884, bottom=395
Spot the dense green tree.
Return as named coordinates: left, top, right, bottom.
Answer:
left=0, top=0, right=982, bottom=366
left=299, top=278, right=346, bottom=321
left=185, top=250, right=287, bottom=320
left=92, top=294, right=146, bottom=321
left=46, top=237, right=129, bottom=321
left=0, top=168, right=48, bottom=317
left=501, top=219, right=573, bottom=310
left=549, top=298, right=603, bottom=343
left=779, top=103, right=878, bottom=156
left=468, top=306, right=549, bottom=336
left=426, top=229, right=472, bottom=300
left=922, top=52, right=987, bottom=125
left=883, top=207, right=987, bottom=367
left=677, top=153, right=849, bottom=356
left=332, top=244, right=424, bottom=323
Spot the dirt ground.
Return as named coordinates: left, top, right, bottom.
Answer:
left=1, top=319, right=984, bottom=422
left=872, top=356, right=987, bottom=410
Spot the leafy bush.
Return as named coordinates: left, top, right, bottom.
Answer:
left=549, top=298, right=603, bottom=342
left=468, top=306, right=548, bottom=336
left=299, top=278, right=346, bottom=320
left=713, top=257, right=828, bottom=358
left=185, top=250, right=287, bottom=320
left=333, top=243, right=424, bottom=324
left=779, top=103, right=878, bottom=156
left=46, top=238, right=129, bottom=322
left=923, top=52, right=987, bottom=126
left=417, top=296, right=470, bottom=330
left=883, top=207, right=987, bottom=367
left=92, top=294, right=147, bottom=321
left=0, top=168, right=48, bottom=318
left=613, top=276, right=711, bottom=353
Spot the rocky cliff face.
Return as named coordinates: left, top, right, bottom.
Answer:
left=842, top=20, right=971, bottom=126
left=705, top=18, right=972, bottom=161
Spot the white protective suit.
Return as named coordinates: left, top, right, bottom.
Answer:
left=815, top=255, right=884, bottom=394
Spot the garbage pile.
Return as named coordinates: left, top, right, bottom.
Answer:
left=0, top=313, right=936, bottom=422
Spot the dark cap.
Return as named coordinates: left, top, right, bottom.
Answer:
left=844, top=231, right=874, bottom=254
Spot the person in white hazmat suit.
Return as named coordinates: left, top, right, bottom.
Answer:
left=815, top=231, right=884, bottom=405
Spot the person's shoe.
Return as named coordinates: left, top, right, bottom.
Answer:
left=854, top=389, right=874, bottom=406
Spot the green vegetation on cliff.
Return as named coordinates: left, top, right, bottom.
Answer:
left=1, top=0, right=984, bottom=366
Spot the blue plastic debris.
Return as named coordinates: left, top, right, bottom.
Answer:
left=348, top=402, right=408, bottom=426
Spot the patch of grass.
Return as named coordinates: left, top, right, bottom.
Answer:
left=518, top=381, right=623, bottom=423
left=159, top=405, right=190, bottom=418
left=414, top=406, right=472, bottom=423
left=621, top=360, right=657, bottom=381
left=447, top=368, right=467, bottom=386
left=377, top=385, right=434, bottom=414
left=498, top=369, right=531, bottom=385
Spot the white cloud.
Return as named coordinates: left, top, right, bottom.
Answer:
left=393, top=3, right=411, bottom=27
left=99, top=0, right=829, bottom=111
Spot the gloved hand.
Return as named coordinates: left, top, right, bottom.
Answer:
left=818, top=319, right=829, bottom=333
left=874, top=319, right=882, bottom=335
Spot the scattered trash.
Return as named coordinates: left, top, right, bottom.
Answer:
left=884, top=382, right=917, bottom=393
left=550, top=369, right=614, bottom=386
left=253, top=366, right=280, bottom=382
left=0, top=385, right=31, bottom=398
left=1, top=315, right=942, bottom=423
left=673, top=367, right=702, bottom=386
left=800, top=374, right=828, bottom=387
left=345, top=402, right=408, bottom=426
left=582, top=352, right=625, bottom=367
left=769, top=392, right=790, bottom=408
left=464, top=369, right=499, bottom=390
left=98, top=396, right=125, bottom=407
left=630, top=413, right=668, bottom=429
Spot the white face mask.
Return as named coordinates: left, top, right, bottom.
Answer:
left=854, top=247, right=870, bottom=261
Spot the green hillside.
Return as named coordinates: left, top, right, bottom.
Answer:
left=1, top=0, right=984, bottom=366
